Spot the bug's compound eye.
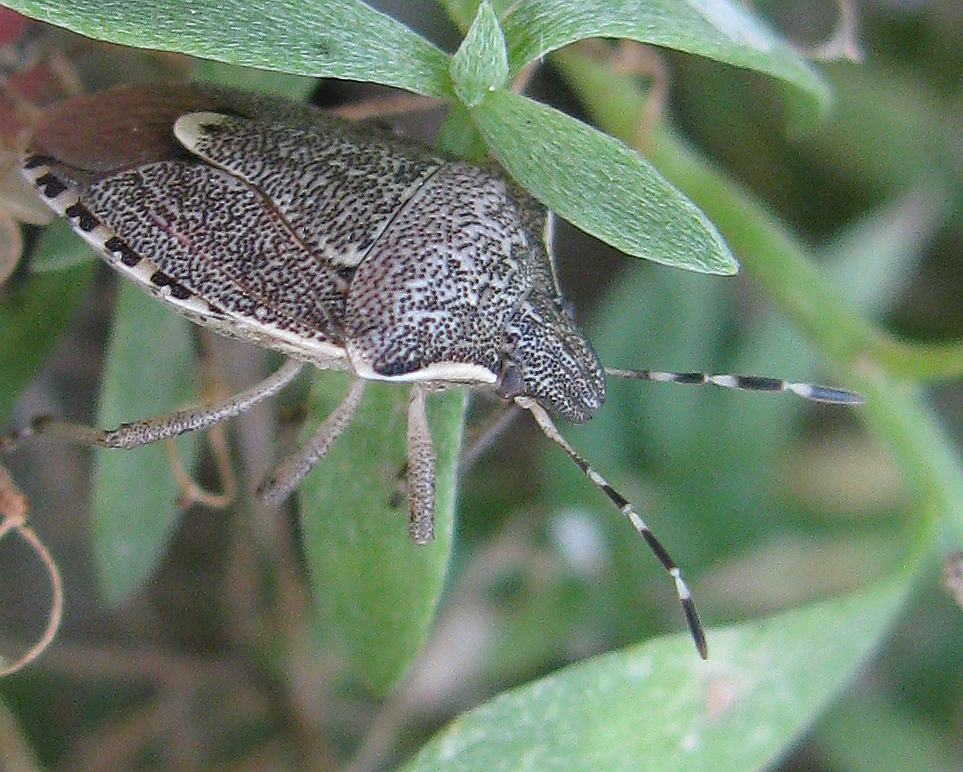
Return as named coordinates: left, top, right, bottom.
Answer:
left=495, top=359, right=526, bottom=401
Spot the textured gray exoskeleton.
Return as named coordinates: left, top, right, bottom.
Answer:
left=8, top=84, right=863, bottom=659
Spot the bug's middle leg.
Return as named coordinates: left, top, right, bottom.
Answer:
left=256, top=378, right=366, bottom=505
left=406, top=384, right=436, bottom=545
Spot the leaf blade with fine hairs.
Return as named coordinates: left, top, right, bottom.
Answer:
left=299, top=377, right=466, bottom=695
left=470, top=89, right=736, bottom=275
left=406, top=576, right=911, bottom=771
left=4, top=0, right=453, bottom=98
left=497, top=0, right=830, bottom=129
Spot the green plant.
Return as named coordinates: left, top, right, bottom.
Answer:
left=1, top=1, right=959, bottom=769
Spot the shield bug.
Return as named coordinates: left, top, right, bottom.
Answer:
left=4, top=83, right=862, bottom=659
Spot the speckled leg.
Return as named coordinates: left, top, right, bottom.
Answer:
left=256, top=378, right=366, bottom=505
left=406, top=384, right=436, bottom=545
left=0, top=360, right=304, bottom=452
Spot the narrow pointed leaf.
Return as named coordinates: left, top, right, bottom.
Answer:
left=92, top=281, right=199, bottom=604
left=299, top=378, right=466, bottom=694
left=407, top=576, right=910, bottom=770
left=450, top=1, right=509, bottom=108
left=471, top=90, right=735, bottom=274
left=4, top=1, right=453, bottom=98
left=498, top=0, right=829, bottom=127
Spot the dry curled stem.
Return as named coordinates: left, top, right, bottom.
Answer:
left=0, top=463, right=63, bottom=676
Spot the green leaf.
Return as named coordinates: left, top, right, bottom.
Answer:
left=0, top=225, right=94, bottom=423
left=470, top=90, right=736, bottom=274
left=299, top=376, right=466, bottom=694
left=499, top=0, right=830, bottom=128
left=437, top=101, right=489, bottom=162
left=191, top=61, right=320, bottom=102
left=817, top=691, right=963, bottom=772
left=407, top=576, right=910, bottom=770
left=91, top=281, right=199, bottom=605
left=5, top=0, right=453, bottom=98
left=27, top=219, right=97, bottom=274
left=450, top=1, right=509, bottom=108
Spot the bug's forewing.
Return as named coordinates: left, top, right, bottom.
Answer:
left=30, top=83, right=221, bottom=173
left=26, top=85, right=357, bottom=360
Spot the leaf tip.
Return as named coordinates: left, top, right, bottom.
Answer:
left=450, top=0, right=509, bottom=108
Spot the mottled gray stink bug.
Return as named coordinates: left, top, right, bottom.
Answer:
left=5, top=83, right=862, bottom=659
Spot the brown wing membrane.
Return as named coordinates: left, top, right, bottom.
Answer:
left=28, top=82, right=351, bottom=174
left=30, top=83, right=226, bottom=174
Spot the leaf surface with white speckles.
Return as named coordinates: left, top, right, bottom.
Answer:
left=299, top=377, right=466, bottom=694
left=406, top=576, right=909, bottom=770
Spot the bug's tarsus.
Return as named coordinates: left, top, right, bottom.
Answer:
left=605, top=367, right=864, bottom=405
left=517, top=397, right=708, bottom=660
left=406, top=384, right=437, bottom=545
left=256, top=377, right=366, bottom=506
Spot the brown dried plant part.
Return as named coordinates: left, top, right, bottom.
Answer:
left=328, top=92, right=440, bottom=121
left=165, top=334, right=239, bottom=510
left=0, top=11, right=87, bottom=285
left=799, top=0, right=863, bottom=63
left=0, top=463, right=63, bottom=676
left=943, top=552, right=963, bottom=611
left=166, top=425, right=238, bottom=510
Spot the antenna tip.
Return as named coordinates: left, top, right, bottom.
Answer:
left=682, top=596, right=709, bottom=660
left=790, top=383, right=865, bottom=405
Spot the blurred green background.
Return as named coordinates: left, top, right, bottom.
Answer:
left=0, top=1, right=960, bottom=769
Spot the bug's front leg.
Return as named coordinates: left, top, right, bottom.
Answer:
left=406, top=384, right=436, bottom=545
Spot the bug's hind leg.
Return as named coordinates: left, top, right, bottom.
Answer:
left=0, top=359, right=304, bottom=453
left=256, top=378, right=366, bottom=506
left=406, top=384, right=436, bottom=545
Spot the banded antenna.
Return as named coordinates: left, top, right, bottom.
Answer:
left=518, top=371, right=863, bottom=659
left=605, top=368, right=864, bottom=405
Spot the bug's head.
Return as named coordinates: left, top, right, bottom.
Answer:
left=496, top=294, right=605, bottom=424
